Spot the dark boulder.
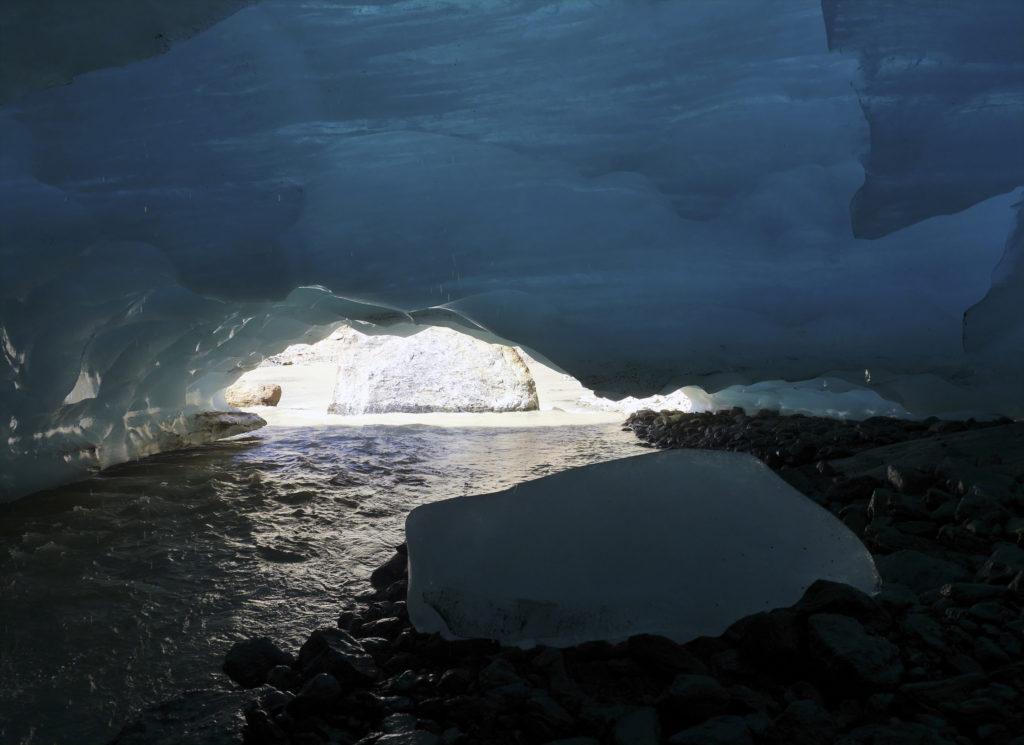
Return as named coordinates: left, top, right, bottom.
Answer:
left=875, top=550, right=969, bottom=593
left=286, top=672, right=342, bottom=717
left=659, top=673, right=731, bottom=730
left=265, top=664, right=297, bottom=692
left=612, top=707, right=660, bottom=745
left=371, top=546, right=408, bottom=590
left=766, top=699, right=836, bottom=745
left=727, top=609, right=801, bottom=672
left=668, top=715, right=753, bottom=745
left=886, top=464, right=933, bottom=494
left=297, top=627, right=379, bottom=683
left=627, top=634, right=708, bottom=674
left=792, top=580, right=890, bottom=631
left=805, top=614, right=904, bottom=690
left=223, top=637, right=293, bottom=689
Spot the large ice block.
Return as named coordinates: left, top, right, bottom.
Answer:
left=406, top=450, right=879, bottom=647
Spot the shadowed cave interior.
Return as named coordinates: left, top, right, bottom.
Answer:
left=1, top=2, right=1023, bottom=744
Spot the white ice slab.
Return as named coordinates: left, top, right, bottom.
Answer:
left=406, top=449, right=879, bottom=647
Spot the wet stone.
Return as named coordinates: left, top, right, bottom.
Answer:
left=297, top=627, right=379, bottom=683
left=668, top=715, right=754, bottom=745
left=806, top=614, right=904, bottom=690
left=223, top=637, right=293, bottom=689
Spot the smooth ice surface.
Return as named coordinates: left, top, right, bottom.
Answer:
left=406, top=449, right=880, bottom=647
left=3, top=0, right=1023, bottom=499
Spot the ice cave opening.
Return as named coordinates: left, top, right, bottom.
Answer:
left=218, top=318, right=930, bottom=431
left=3, top=1, right=1024, bottom=743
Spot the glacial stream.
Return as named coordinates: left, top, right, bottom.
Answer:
left=0, top=424, right=642, bottom=745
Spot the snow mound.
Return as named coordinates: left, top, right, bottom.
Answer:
left=326, top=326, right=538, bottom=415
left=406, top=449, right=879, bottom=647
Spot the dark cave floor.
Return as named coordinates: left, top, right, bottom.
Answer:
left=112, top=412, right=1024, bottom=745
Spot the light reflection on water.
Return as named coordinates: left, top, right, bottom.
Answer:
left=0, top=424, right=641, bottom=745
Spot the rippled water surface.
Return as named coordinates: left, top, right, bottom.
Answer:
left=0, top=424, right=642, bottom=745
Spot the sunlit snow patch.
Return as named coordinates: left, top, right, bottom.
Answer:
left=406, top=449, right=878, bottom=647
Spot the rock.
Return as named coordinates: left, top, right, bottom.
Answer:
left=936, top=525, right=991, bottom=553
left=478, top=658, right=523, bottom=687
left=868, top=488, right=928, bottom=521
left=327, top=325, right=539, bottom=414
left=792, top=580, right=890, bottom=631
left=371, top=549, right=408, bottom=590
left=359, top=635, right=391, bottom=654
left=955, top=488, right=1010, bottom=522
left=613, top=707, right=660, bottom=745
left=223, top=637, right=293, bottom=688
left=836, top=722, right=958, bottom=744
left=440, top=728, right=468, bottom=745
left=523, top=690, right=576, bottom=737
left=865, top=518, right=936, bottom=553
left=379, top=694, right=416, bottom=713
left=437, top=668, right=472, bottom=694
left=257, top=688, right=293, bottom=713
left=660, top=674, right=731, bottom=727
left=381, top=713, right=418, bottom=733
left=297, top=627, right=379, bottom=683
left=1010, top=570, right=1024, bottom=594
left=728, top=609, right=801, bottom=671
left=898, top=673, right=988, bottom=713
left=886, top=464, right=932, bottom=494
left=627, top=634, right=708, bottom=674
left=899, top=612, right=946, bottom=652
left=265, top=664, right=297, bottom=691
left=939, top=583, right=1007, bottom=605
left=840, top=504, right=870, bottom=535
left=668, top=715, right=753, bottom=745
left=225, top=382, right=282, bottom=407
left=376, top=732, right=440, bottom=745
left=728, top=685, right=774, bottom=716
left=806, top=614, right=904, bottom=689
left=978, top=543, right=1024, bottom=582
left=387, top=670, right=425, bottom=693
left=361, top=616, right=404, bottom=638
left=874, top=584, right=919, bottom=613
left=875, top=550, right=969, bottom=593
left=241, top=707, right=287, bottom=745
left=287, top=672, right=342, bottom=716
left=766, top=699, right=836, bottom=745
left=973, top=635, right=1010, bottom=666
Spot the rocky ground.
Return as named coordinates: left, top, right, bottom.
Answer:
left=112, top=411, right=1023, bottom=745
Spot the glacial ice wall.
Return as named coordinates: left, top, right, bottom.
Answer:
left=2, top=0, right=1022, bottom=500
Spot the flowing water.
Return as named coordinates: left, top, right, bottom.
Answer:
left=0, top=423, right=642, bottom=745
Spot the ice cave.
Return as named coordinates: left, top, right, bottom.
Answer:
left=1, top=1, right=1023, bottom=744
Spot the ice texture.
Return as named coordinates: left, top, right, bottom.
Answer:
left=0, top=1, right=256, bottom=105
left=405, top=449, right=880, bottom=647
left=822, top=0, right=1024, bottom=239
left=2, top=1, right=1023, bottom=499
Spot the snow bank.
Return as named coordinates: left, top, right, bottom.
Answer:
left=318, top=326, right=537, bottom=414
